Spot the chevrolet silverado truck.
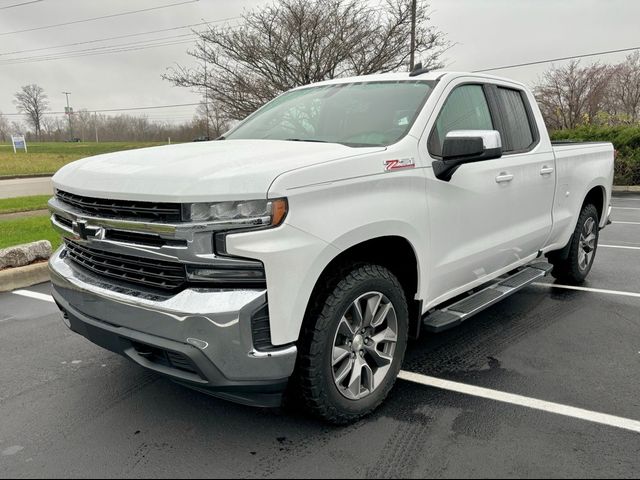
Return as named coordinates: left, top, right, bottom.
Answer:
left=48, top=70, right=614, bottom=424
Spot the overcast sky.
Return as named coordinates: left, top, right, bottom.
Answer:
left=1, top=0, right=639, bottom=124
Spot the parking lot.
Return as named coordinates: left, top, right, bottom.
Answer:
left=1, top=193, right=639, bottom=478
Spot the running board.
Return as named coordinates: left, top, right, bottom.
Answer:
left=422, top=262, right=553, bottom=333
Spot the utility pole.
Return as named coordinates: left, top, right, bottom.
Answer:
left=94, top=111, right=99, bottom=143
left=409, top=0, right=417, bottom=70
left=204, top=58, right=211, bottom=139
left=62, top=91, right=73, bottom=140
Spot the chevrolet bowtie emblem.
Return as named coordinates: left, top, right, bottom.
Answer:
left=72, top=220, right=102, bottom=240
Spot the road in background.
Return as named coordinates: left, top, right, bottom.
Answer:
left=0, top=177, right=53, bottom=199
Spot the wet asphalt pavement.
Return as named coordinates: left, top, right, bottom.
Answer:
left=1, top=193, right=639, bottom=478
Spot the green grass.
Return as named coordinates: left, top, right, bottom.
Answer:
left=0, top=195, right=51, bottom=214
left=0, top=141, right=165, bottom=177
left=0, top=214, right=61, bottom=250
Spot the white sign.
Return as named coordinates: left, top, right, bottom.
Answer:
left=11, top=135, right=27, bottom=153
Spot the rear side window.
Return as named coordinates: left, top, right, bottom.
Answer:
left=428, top=84, right=494, bottom=157
left=496, top=87, right=534, bottom=152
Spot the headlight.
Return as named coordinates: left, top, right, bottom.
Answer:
left=182, top=198, right=288, bottom=228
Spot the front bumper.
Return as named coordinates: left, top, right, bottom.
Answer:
left=49, top=247, right=297, bottom=407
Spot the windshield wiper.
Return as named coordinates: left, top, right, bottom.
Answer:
left=285, top=138, right=381, bottom=148
left=285, top=138, right=331, bottom=143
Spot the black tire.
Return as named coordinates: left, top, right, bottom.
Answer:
left=549, top=203, right=600, bottom=284
left=294, top=264, right=408, bottom=425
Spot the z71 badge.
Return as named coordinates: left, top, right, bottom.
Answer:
left=384, top=157, right=416, bottom=172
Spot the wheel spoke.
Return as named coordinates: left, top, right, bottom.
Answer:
left=332, top=345, right=351, bottom=367
left=371, top=302, right=392, bottom=328
left=585, top=218, right=595, bottom=235
left=363, top=293, right=382, bottom=327
left=361, top=363, right=375, bottom=393
left=350, top=301, right=365, bottom=329
left=334, top=357, right=354, bottom=385
left=346, top=357, right=364, bottom=398
left=337, top=316, right=357, bottom=338
left=364, top=343, right=393, bottom=368
left=371, top=326, right=397, bottom=345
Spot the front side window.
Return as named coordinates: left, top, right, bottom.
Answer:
left=226, top=81, right=435, bottom=147
left=428, top=84, right=494, bottom=157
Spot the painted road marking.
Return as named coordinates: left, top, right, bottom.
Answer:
left=532, top=282, right=640, bottom=299
left=398, top=370, right=640, bottom=434
left=12, top=290, right=55, bottom=303
left=612, top=207, right=640, bottom=210
left=612, top=221, right=640, bottom=225
left=600, top=244, right=640, bottom=251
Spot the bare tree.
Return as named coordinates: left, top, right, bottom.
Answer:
left=0, top=113, right=9, bottom=142
left=607, top=52, right=640, bottom=123
left=13, top=84, right=49, bottom=140
left=195, top=100, right=228, bottom=138
left=534, top=61, right=612, bottom=130
left=164, top=0, right=448, bottom=120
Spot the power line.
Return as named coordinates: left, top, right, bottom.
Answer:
left=0, top=25, right=244, bottom=66
left=0, top=0, right=200, bottom=36
left=0, top=38, right=199, bottom=65
left=473, top=45, right=640, bottom=73
left=1, top=102, right=202, bottom=116
left=0, top=16, right=241, bottom=57
left=1, top=33, right=198, bottom=63
left=0, top=0, right=43, bottom=10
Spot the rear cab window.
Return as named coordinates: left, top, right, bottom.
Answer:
left=495, top=87, right=538, bottom=153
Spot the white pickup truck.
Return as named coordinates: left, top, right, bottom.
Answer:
left=48, top=70, right=614, bottom=424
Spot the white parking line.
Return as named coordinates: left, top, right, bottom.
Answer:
left=532, top=282, right=640, bottom=299
left=398, top=370, right=640, bottom=434
left=612, top=221, right=640, bottom=225
left=612, top=206, right=640, bottom=210
left=600, top=244, right=640, bottom=251
left=12, top=290, right=55, bottom=303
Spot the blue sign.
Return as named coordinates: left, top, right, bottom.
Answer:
left=11, top=135, right=27, bottom=153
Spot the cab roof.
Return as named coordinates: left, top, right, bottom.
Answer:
left=292, top=71, right=528, bottom=91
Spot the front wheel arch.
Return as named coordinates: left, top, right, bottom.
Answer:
left=302, top=235, right=422, bottom=341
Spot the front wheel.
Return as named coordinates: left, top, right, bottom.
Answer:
left=295, top=265, right=408, bottom=424
left=549, top=203, right=600, bottom=284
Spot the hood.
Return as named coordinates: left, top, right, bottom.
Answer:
left=52, top=139, right=385, bottom=202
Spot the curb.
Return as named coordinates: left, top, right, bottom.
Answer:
left=613, top=186, right=640, bottom=192
left=0, top=262, right=50, bottom=292
left=0, top=174, right=54, bottom=181
left=0, top=209, right=50, bottom=220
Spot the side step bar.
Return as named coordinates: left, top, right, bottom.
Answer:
left=422, top=262, right=553, bottom=333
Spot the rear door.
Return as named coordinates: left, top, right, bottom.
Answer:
left=489, top=85, right=555, bottom=257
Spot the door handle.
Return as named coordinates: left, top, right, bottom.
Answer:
left=495, top=172, right=514, bottom=183
left=540, top=166, right=555, bottom=175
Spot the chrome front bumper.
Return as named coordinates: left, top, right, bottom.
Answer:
left=49, top=247, right=297, bottom=407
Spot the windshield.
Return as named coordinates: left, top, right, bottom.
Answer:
left=225, top=80, right=435, bottom=147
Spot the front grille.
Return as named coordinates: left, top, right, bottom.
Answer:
left=65, top=240, right=187, bottom=291
left=56, top=190, right=182, bottom=223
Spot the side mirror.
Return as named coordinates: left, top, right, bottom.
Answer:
left=433, top=130, right=502, bottom=181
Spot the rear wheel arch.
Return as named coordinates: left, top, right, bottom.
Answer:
left=583, top=185, right=606, bottom=223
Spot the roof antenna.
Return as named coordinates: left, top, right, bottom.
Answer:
left=409, top=62, right=429, bottom=77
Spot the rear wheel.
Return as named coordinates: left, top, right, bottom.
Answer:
left=549, top=203, right=600, bottom=284
left=295, top=264, right=408, bottom=424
